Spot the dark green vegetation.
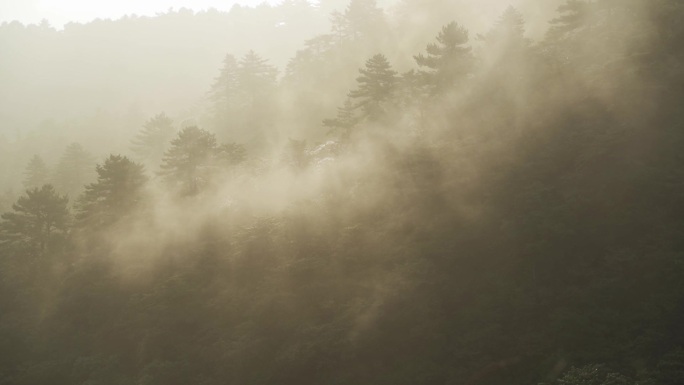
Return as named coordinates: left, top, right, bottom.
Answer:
left=2, top=0, right=684, bottom=384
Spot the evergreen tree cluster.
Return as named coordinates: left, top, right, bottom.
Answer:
left=2, top=1, right=684, bottom=385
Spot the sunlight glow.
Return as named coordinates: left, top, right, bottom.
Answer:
left=0, top=0, right=281, bottom=28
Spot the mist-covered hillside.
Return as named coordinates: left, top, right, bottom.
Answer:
left=0, top=0, right=564, bottom=187
left=1, top=1, right=684, bottom=384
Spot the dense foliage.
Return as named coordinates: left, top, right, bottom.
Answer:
left=1, top=1, right=684, bottom=384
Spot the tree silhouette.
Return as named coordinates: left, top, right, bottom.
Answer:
left=323, top=98, right=359, bottom=138
left=210, top=51, right=278, bottom=142
left=236, top=51, right=277, bottom=108
left=211, top=51, right=277, bottom=112
left=52, top=143, right=96, bottom=200
left=348, top=54, right=398, bottom=121
left=330, top=0, right=385, bottom=42
left=131, top=113, right=175, bottom=165
left=0, top=184, right=69, bottom=252
left=76, top=155, right=147, bottom=227
left=547, top=0, right=593, bottom=41
left=481, top=6, right=528, bottom=56
left=22, top=155, right=50, bottom=190
left=414, top=21, right=473, bottom=93
left=209, top=54, right=240, bottom=124
left=479, top=6, right=531, bottom=98
left=159, top=126, right=218, bottom=195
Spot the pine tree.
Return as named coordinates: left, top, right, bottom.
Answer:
left=158, top=127, right=218, bottom=195
left=209, top=51, right=277, bottom=107
left=52, top=143, right=96, bottom=200
left=210, top=51, right=278, bottom=142
left=396, top=70, right=432, bottom=128
left=538, top=1, right=590, bottom=76
left=482, top=6, right=528, bottom=54
left=323, top=98, right=359, bottom=138
left=398, top=69, right=430, bottom=104
left=330, top=0, right=385, bottom=41
left=131, top=113, right=175, bottom=165
left=236, top=50, right=278, bottom=109
left=76, top=155, right=147, bottom=227
left=547, top=0, right=593, bottom=41
left=283, top=39, right=332, bottom=86
left=414, top=21, right=473, bottom=93
left=495, top=6, right=526, bottom=37
left=22, top=155, right=50, bottom=190
left=209, top=54, right=240, bottom=123
left=0, top=184, right=69, bottom=252
left=479, top=6, right=530, bottom=93
left=348, top=54, right=399, bottom=121
left=330, top=10, right=348, bottom=42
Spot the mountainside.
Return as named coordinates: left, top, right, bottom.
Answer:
left=1, top=1, right=684, bottom=384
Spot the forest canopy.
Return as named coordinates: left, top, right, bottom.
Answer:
left=1, top=1, right=684, bottom=385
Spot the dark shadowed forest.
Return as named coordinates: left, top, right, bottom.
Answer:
left=1, top=0, right=684, bottom=384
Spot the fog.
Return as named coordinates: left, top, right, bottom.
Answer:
left=0, top=0, right=283, bottom=28
left=1, top=1, right=684, bottom=384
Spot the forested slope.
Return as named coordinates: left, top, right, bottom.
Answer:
left=1, top=1, right=684, bottom=384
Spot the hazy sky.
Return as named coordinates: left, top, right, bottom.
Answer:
left=0, top=0, right=283, bottom=28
